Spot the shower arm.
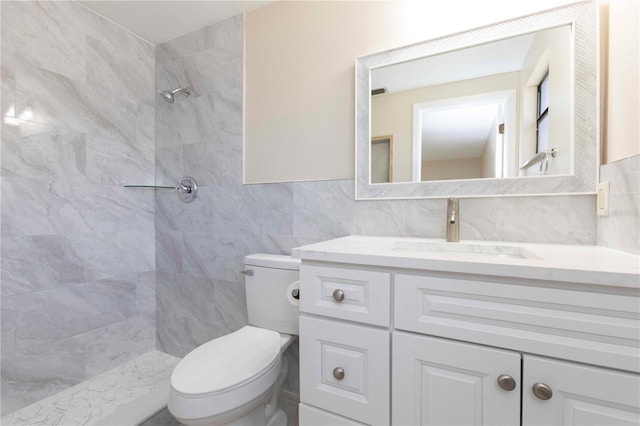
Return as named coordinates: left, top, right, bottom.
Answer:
left=171, top=87, right=191, bottom=97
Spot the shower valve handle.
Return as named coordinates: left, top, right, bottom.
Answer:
left=178, top=179, right=192, bottom=193
left=176, top=176, right=198, bottom=203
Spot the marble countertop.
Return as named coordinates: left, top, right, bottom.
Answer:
left=292, top=236, right=640, bottom=288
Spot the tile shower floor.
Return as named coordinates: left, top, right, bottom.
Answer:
left=1, top=351, right=180, bottom=426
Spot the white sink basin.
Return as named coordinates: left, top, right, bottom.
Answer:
left=391, top=240, right=539, bottom=259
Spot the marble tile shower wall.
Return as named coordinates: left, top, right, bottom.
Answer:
left=1, top=1, right=156, bottom=415
left=154, top=14, right=597, bottom=396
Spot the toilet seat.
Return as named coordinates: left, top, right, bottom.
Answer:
left=168, top=326, right=282, bottom=422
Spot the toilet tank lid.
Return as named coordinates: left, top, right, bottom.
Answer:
left=245, top=254, right=300, bottom=270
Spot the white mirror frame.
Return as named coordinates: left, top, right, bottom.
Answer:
left=355, top=1, right=597, bottom=199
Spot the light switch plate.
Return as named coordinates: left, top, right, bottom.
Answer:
left=597, top=181, right=610, bottom=216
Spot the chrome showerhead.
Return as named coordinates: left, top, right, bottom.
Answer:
left=159, top=87, right=191, bottom=104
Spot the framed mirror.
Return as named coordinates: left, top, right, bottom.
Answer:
left=355, top=1, right=597, bottom=199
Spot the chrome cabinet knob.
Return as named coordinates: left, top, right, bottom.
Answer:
left=532, top=383, right=553, bottom=400
left=333, top=367, right=345, bottom=380
left=332, top=289, right=345, bottom=302
left=497, top=374, right=516, bottom=391
left=291, top=288, right=300, bottom=300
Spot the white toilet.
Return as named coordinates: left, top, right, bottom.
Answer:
left=168, top=254, right=301, bottom=426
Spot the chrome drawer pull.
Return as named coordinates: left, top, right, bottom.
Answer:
left=333, top=289, right=345, bottom=302
left=333, top=367, right=345, bottom=380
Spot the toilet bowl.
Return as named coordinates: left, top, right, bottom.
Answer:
left=168, top=254, right=300, bottom=426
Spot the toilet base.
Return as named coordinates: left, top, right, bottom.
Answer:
left=266, top=408, right=287, bottom=426
left=175, top=400, right=287, bottom=426
left=223, top=405, right=287, bottom=426
left=173, top=387, right=271, bottom=426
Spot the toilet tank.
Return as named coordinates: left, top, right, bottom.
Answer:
left=244, top=254, right=301, bottom=335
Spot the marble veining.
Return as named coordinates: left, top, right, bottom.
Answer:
left=1, top=234, right=85, bottom=297
left=15, top=279, right=137, bottom=350
left=0, top=351, right=179, bottom=426
left=1, top=1, right=87, bottom=82
left=15, top=63, right=140, bottom=145
left=85, top=34, right=155, bottom=107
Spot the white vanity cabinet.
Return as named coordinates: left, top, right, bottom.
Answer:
left=391, top=272, right=640, bottom=426
left=295, top=236, right=640, bottom=426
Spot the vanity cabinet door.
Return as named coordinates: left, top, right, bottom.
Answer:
left=392, top=332, right=521, bottom=426
left=523, top=355, right=640, bottom=426
left=300, top=316, right=390, bottom=425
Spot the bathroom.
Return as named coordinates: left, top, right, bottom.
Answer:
left=1, top=0, right=638, bottom=425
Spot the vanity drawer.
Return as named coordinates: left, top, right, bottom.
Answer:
left=300, top=264, right=390, bottom=326
left=299, top=403, right=368, bottom=426
left=299, top=316, right=390, bottom=425
left=394, top=273, right=640, bottom=372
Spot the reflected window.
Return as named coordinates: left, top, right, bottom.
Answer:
left=536, top=71, right=549, bottom=152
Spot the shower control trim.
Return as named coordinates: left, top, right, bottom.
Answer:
left=177, top=176, right=198, bottom=203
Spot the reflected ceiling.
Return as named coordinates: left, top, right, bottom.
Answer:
left=372, top=32, right=536, bottom=93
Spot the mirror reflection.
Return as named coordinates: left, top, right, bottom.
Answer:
left=370, top=25, right=572, bottom=183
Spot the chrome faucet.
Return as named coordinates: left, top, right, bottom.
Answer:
left=446, top=198, right=459, bottom=242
